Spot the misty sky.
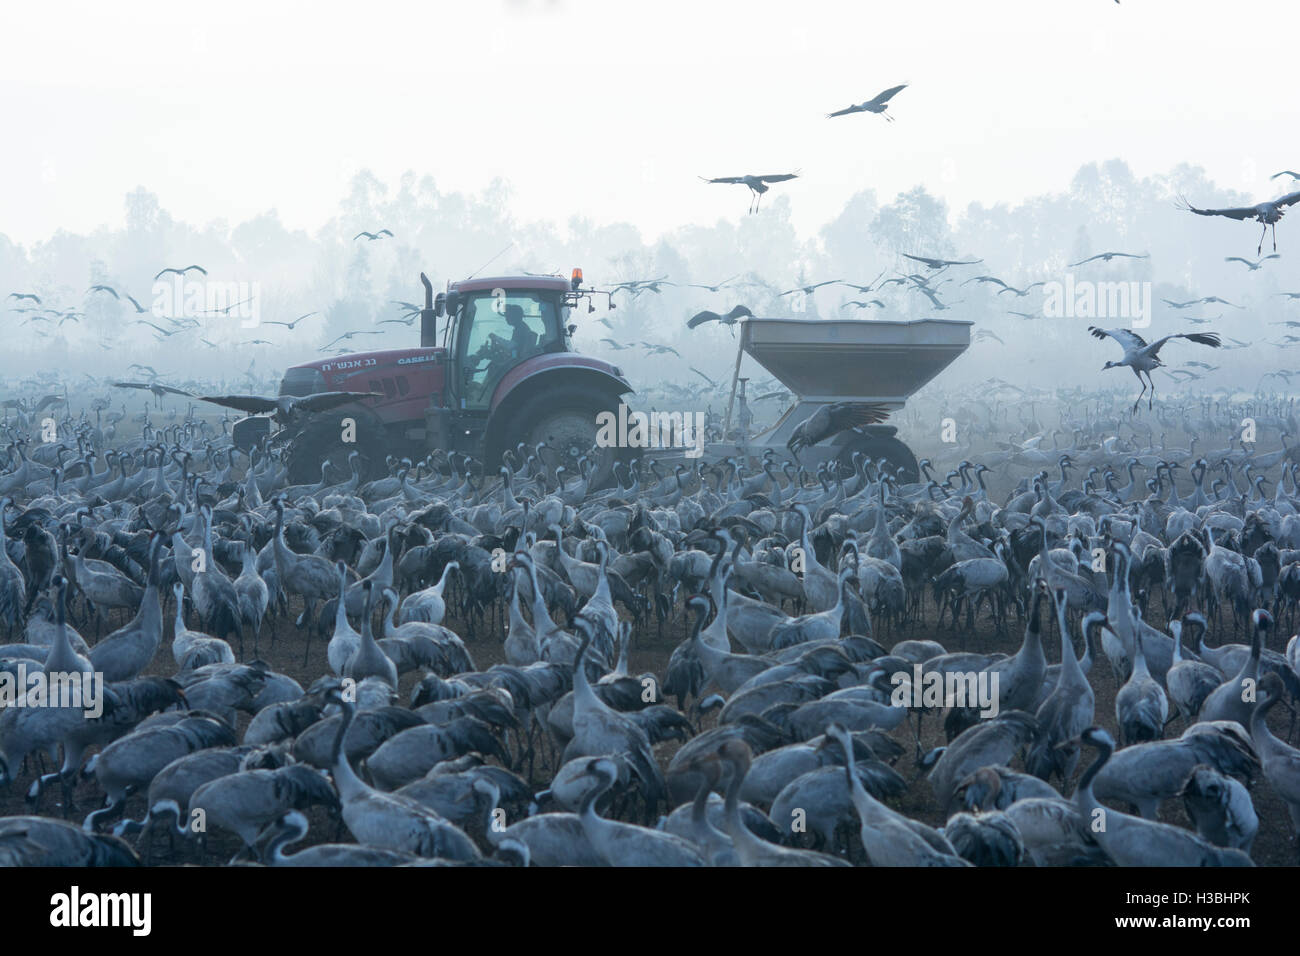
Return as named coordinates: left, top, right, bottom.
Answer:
left=2, top=0, right=1294, bottom=244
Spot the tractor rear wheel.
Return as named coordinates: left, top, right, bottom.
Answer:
left=511, top=386, right=626, bottom=490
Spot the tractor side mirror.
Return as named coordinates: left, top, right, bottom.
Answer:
left=445, top=291, right=461, bottom=316
left=434, top=292, right=446, bottom=317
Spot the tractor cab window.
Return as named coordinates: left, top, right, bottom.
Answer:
left=458, top=291, right=560, bottom=407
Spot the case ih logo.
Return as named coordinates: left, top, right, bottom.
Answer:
left=397, top=354, right=437, bottom=366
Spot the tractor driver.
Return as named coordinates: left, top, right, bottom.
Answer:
left=504, top=304, right=539, bottom=356
left=470, top=303, right=543, bottom=400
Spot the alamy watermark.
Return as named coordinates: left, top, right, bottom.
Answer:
left=0, top=664, right=105, bottom=717
left=1043, top=274, right=1151, bottom=329
left=152, top=275, right=260, bottom=328
left=596, top=403, right=707, bottom=459
left=890, top=665, right=1000, bottom=718
left=49, top=886, right=151, bottom=936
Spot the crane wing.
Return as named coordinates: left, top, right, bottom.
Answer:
left=757, top=173, right=799, bottom=183
left=1276, top=190, right=1300, bottom=208
left=825, top=402, right=891, bottom=435
left=827, top=105, right=863, bottom=117
left=869, top=84, right=908, bottom=105
left=196, top=394, right=278, bottom=414
left=293, top=391, right=383, bottom=413
left=701, top=176, right=745, bottom=185
left=1088, top=326, right=1148, bottom=350
left=1180, top=200, right=1257, bottom=220
left=111, top=381, right=151, bottom=391
left=687, top=310, right=720, bottom=328
left=1152, top=332, right=1222, bottom=353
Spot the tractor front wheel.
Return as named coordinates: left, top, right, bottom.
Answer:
left=834, top=433, right=920, bottom=485
left=284, top=414, right=389, bottom=486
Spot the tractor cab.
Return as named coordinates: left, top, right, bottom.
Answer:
left=434, top=277, right=572, bottom=410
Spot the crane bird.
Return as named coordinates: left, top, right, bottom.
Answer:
left=687, top=305, right=752, bottom=329
left=194, top=390, right=381, bottom=424
left=700, top=173, right=799, bottom=213
left=319, top=330, right=386, bottom=351
left=901, top=253, right=983, bottom=271
left=1087, top=326, right=1222, bottom=413
left=1225, top=255, right=1280, bottom=271
left=153, top=265, right=207, bottom=280
left=112, top=381, right=193, bottom=407
left=1068, top=251, right=1149, bottom=266
left=684, top=275, right=740, bottom=292
left=1178, top=190, right=1300, bottom=254
left=354, top=230, right=393, bottom=240
left=780, top=281, right=840, bottom=297
left=786, top=402, right=890, bottom=459
left=826, top=84, right=908, bottom=121
left=263, top=313, right=319, bottom=330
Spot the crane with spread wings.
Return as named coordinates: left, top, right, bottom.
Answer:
left=826, top=84, right=908, bottom=121
left=1088, top=326, right=1221, bottom=413
left=1178, top=191, right=1300, bottom=254
left=700, top=172, right=799, bottom=214
left=195, top=391, right=382, bottom=424
left=112, top=381, right=194, bottom=407
left=787, top=402, right=891, bottom=459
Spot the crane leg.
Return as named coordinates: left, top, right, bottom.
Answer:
left=1131, top=368, right=1146, bottom=414
left=1146, top=370, right=1156, bottom=409
left=1273, top=223, right=1278, bottom=252
left=1259, top=223, right=1268, bottom=255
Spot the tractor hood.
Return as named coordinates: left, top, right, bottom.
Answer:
left=291, top=346, right=444, bottom=381
left=282, top=346, right=446, bottom=423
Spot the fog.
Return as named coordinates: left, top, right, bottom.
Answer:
left=1, top=0, right=1297, bottom=407
left=2, top=161, right=1294, bottom=404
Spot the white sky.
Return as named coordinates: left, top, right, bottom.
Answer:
left=1, top=0, right=1294, bottom=244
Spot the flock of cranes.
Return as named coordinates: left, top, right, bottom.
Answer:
left=0, top=377, right=1298, bottom=867
left=702, top=84, right=906, bottom=214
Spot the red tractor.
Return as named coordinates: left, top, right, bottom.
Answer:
left=236, top=271, right=632, bottom=484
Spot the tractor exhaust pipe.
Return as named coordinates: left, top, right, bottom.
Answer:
left=419, top=272, right=436, bottom=347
